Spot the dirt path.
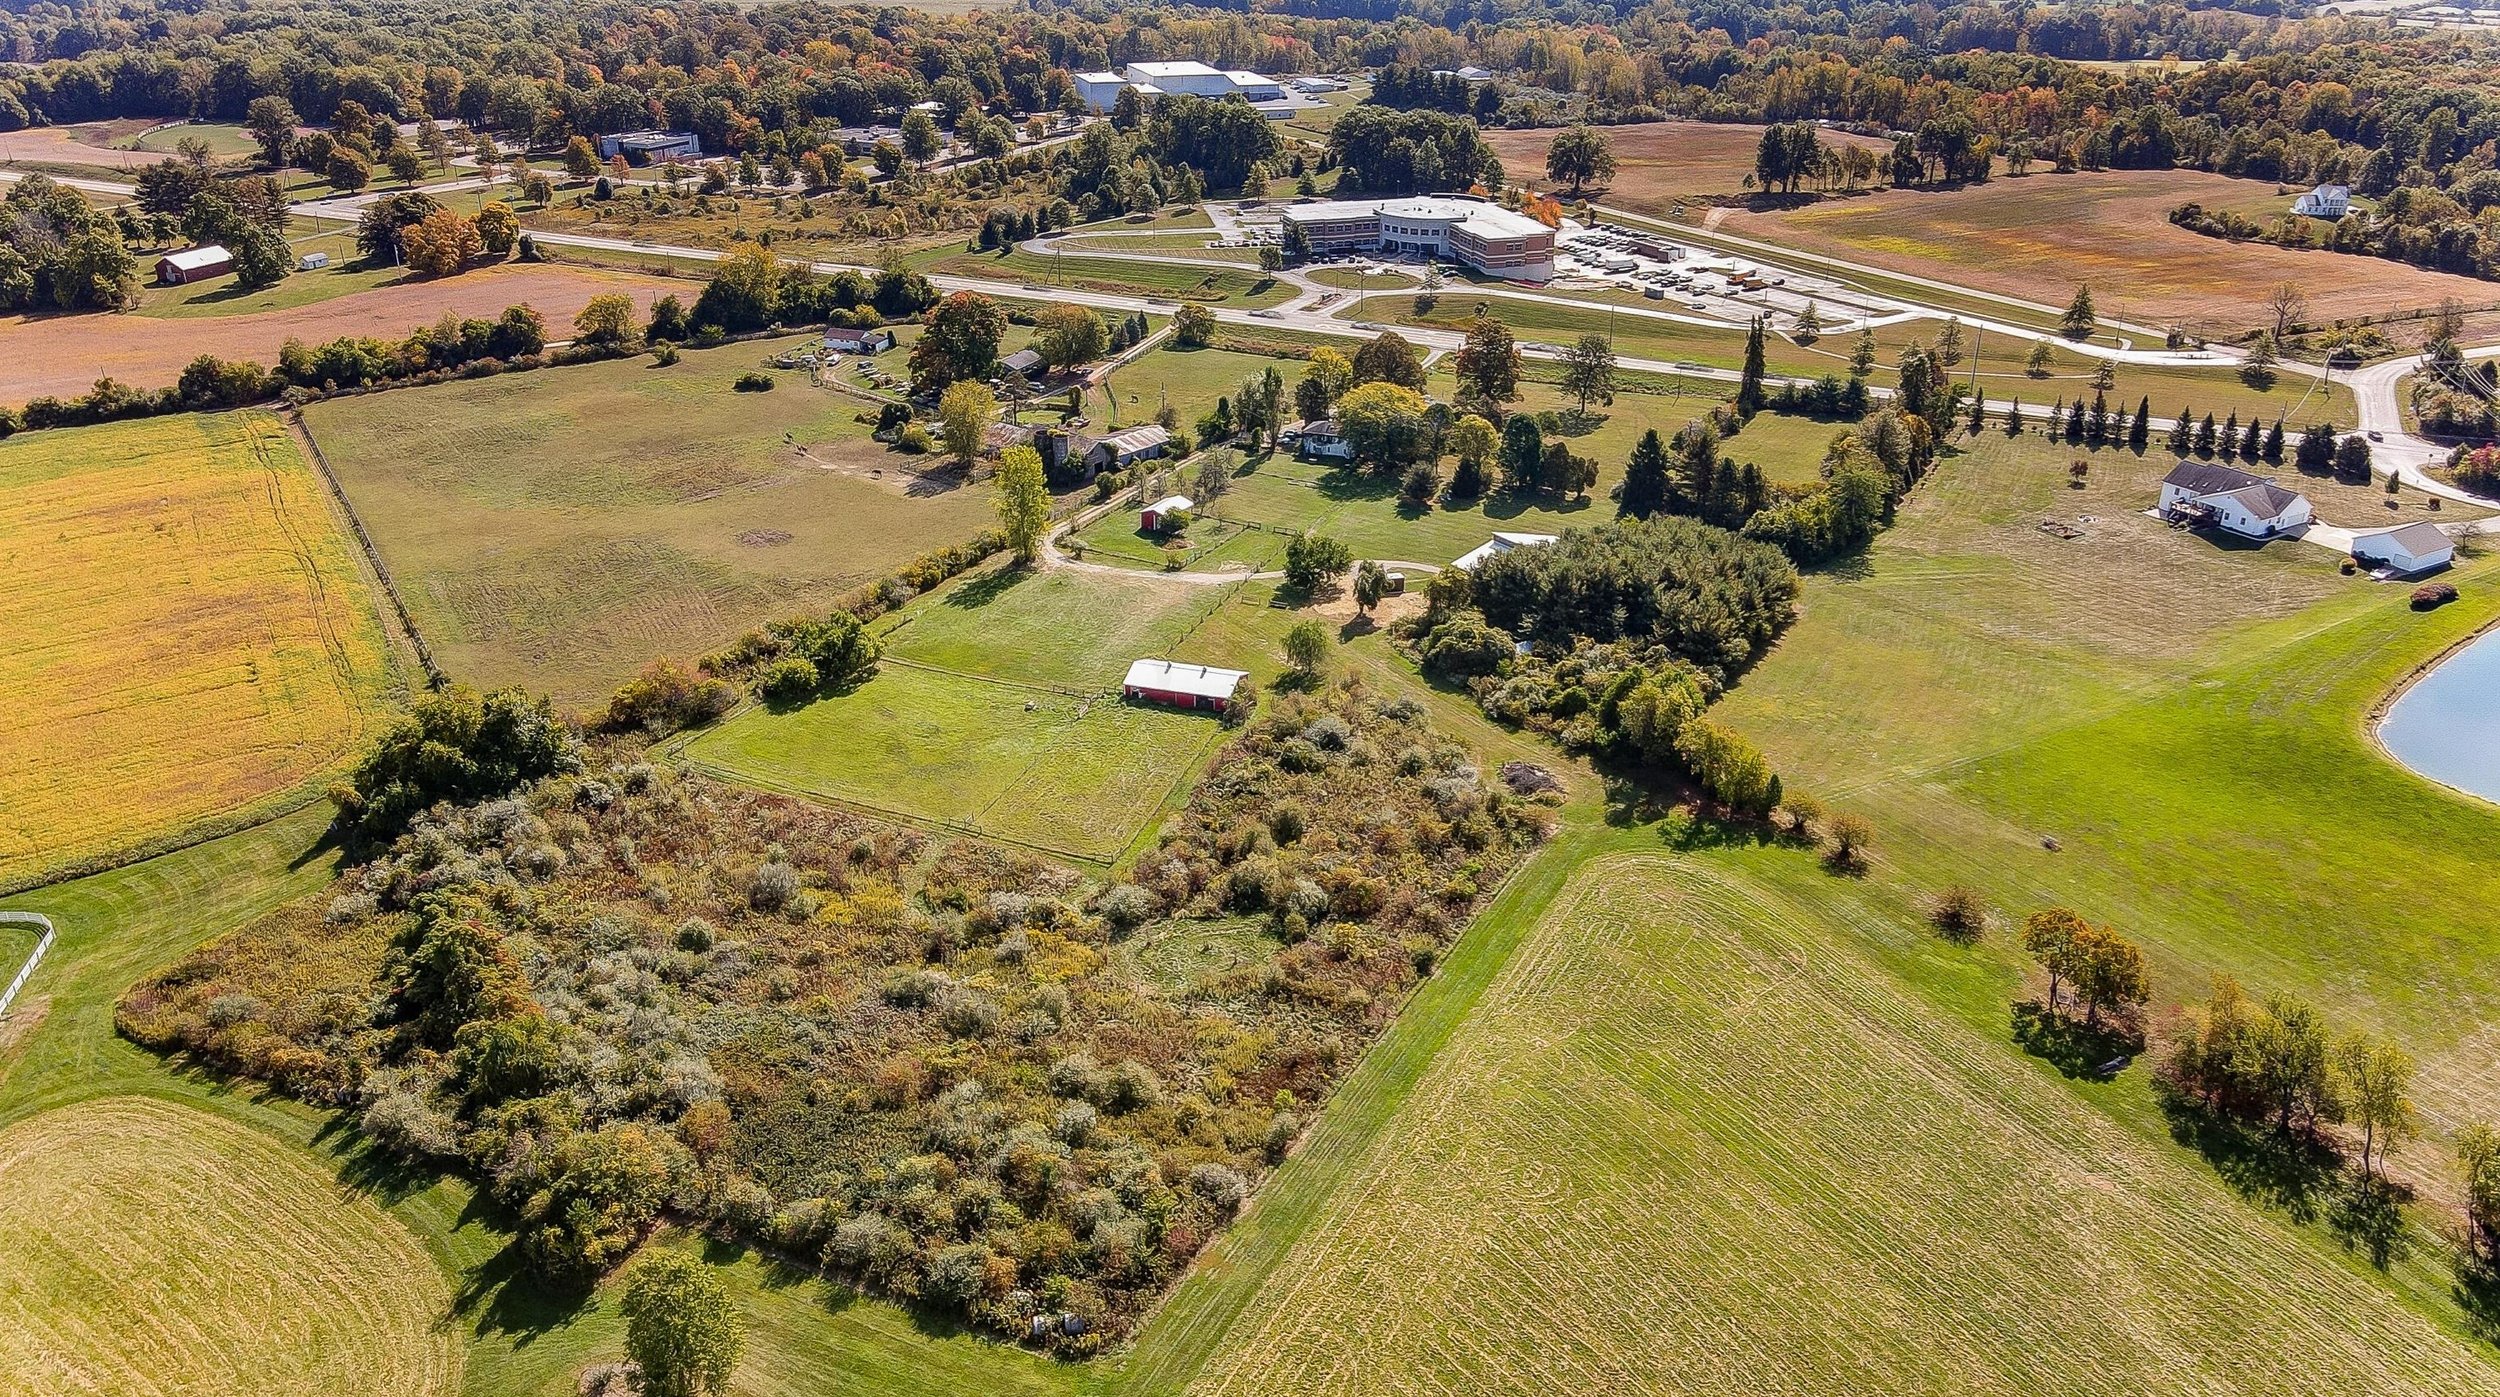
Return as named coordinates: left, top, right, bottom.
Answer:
left=0, top=263, right=679, bottom=402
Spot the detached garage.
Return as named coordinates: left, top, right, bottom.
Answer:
left=156, top=245, right=233, bottom=285
left=2353, top=520, right=2454, bottom=576
left=1122, top=658, right=1248, bottom=714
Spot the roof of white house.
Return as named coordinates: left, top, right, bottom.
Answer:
left=1452, top=530, right=1559, bottom=571
left=1123, top=658, right=1247, bottom=700
left=1145, top=494, right=1194, bottom=513
left=2361, top=520, right=2452, bottom=555
left=2163, top=459, right=2268, bottom=495
left=1128, top=60, right=1226, bottom=79
left=2211, top=482, right=2308, bottom=521
left=160, top=245, right=231, bottom=271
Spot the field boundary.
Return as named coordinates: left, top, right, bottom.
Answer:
left=0, top=914, right=54, bottom=1022
left=285, top=411, right=444, bottom=687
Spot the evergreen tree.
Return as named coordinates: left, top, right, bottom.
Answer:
left=1737, top=317, right=1768, bottom=416
left=1966, top=393, right=1987, bottom=435
left=2196, top=413, right=2218, bottom=456
left=1850, top=328, right=1878, bottom=378
left=2086, top=390, right=2110, bottom=445
left=2065, top=398, right=2085, bottom=442
left=2263, top=418, right=2286, bottom=464
left=2240, top=416, right=2263, bottom=460
left=2062, top=285, right=2097, bottom=339
left=2128, top=396, right=2151, bottom=453
left=2220, top=411, right=2239, bottom=455
left=1619, top=429, right=1671, bottom=519
left=2005, top=399, right=2025, bottom=436
left=1674, top=421, right=1721, bottom=513
left=2296, top=422, right=2337, bottom=473
left=2168, top=408, right=2193, bottom=456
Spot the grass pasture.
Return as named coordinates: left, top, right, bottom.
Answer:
left=1175, top=848, right=2500, bottom=1396
left=129, top=121, right=259, bottom=158
left=1721, top=169, right=2497, bottom=336
left=0, top=411, right=395, bottom=890
left=0, top=1095, right=460, bottom=1397
left=681, top=660, right=1222, bottom=862
left=302, top=333, right=995, bottom=704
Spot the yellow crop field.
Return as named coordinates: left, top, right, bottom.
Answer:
left=0, top=411, right=395, bottom=888
left=0, top=1096, right=459, bottom=1397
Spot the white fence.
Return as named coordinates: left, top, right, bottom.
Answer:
left=0, top=912, right=55, bottom=1021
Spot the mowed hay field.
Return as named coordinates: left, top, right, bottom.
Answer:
left=0, top=411, right=394, bottom=888
left=0, top=1095, right=459, bottom=1397
left=0, top=263, right=677, bottom=403
left=304, top=333, right=996, bottom=704
left=1721, top=169, right=2497, bottom=335
left=1178, top=851, right=2500, bottom=1397
left=684, top=565, right=1237, bottom=863
left=1488, top=121, right=1894, bottom=205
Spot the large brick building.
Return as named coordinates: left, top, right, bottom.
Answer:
left=1279, top=196, right=1556, bottom=281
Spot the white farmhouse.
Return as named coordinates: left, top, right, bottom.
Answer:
left=2352, top=520, right=2455, bottom=575
left=2293, top=184, right=2351, bottom=218
left=2159, top=460, right=2314, bottom=539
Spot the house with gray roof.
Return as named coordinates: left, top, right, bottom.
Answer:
left=2158, top=460, right=2313, bottom=539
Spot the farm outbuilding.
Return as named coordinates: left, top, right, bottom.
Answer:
left=2352, top=520, right=2454, bottom=576
left=1142, top=495, right=1193, bottom=532
left=1079, top=425, right=1172, bottom=475
left=156, top=245, right=232, bottom=285
left=1123, top=658, right=1248, bottom=713
left=1452, top=531, right=1559, bottom=571
left=1000, top=348, right=1046, bottom=381
left=822, top=326, right=896, bottom=355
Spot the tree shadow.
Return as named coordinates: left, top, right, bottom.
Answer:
left=2327, top=1172, right=2415, bottom=1270
left=2011, top=1000, right=2141, bottom=1080
left=940, top=566, right=1025, bottom=610
left=2457, top=1251, right=2500, bottom=1345
left=2154, top=1085, right=2345, bottom=1225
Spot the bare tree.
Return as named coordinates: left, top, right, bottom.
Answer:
left=2265, top=282, right=2309, bottom=343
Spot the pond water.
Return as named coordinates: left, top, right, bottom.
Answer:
left=2379, top=627, right=2500, bottom=803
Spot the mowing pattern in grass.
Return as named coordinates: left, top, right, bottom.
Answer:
left=0, top=1095, right=459, bottom=1397
left=686, top=565, right=1242, bottom=862
left=303, top=333, right=994, bottom=703
left=1184, top=852, right=2500, bottom=1396
left=681, top=660, right=1222, bottom=861
left=0, top=410, right=394, bottom=889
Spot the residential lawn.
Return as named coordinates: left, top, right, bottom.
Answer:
left=877, top=563, right=1236, bottom=689
left=1068, top=511, right=1277, bottom=574
left=301, top=331, right=996, bottom=704
left=1094, top=344, right=1305, bottom=436
left=680, top=661, right=1224, bottom=864
left=0, top=411, right=398, bottom=891
left=1204, top=451, right=1604, bottom=567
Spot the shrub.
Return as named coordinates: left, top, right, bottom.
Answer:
left=1823, top=812, right=1874, bottom=872
left=333, top=685, right=579, bottom=841
left=748, top=861, right=799, bottom=913
left=755, top=655, right=821, bottom=702
left=2413, top=582, right=2459, bottom=610
left=897, top=423, right=934, bottom=454
left=605, top=659, right=737, bottom=734
left=1094, top=884, right=1157, bottom=931
left=651, top=343, right=681, bottom=366
left=1930, top=886, right=1987, bottom=941
left=1187, top=1162, right=1249, bottom=1214
left=733, top=372, right=776, bottom=392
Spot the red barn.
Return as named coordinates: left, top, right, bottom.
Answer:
left=1121, top=658, right=1248, bottom=713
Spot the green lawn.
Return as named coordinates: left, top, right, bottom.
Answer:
left=936, top=250, right=1295, bottom=307
left=302, top=331, right=996, bottom=704
left=1095, top=344, right=1303, bottom=436
left=680, top=660, right=1224, bottom=864
left=131, top=121, right=259, bottom=159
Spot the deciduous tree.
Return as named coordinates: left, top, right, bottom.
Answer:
left=622, top=1251, right=742, bottom=1397
left=992, top=443, right=1049, bottom=565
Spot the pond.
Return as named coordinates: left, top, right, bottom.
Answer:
left=2379, top=626, right=2500, bottom=803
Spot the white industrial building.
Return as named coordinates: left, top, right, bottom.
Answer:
left=1076, top=61, right=1287, bottom=112
left=1281, top=196, right=1558, bottom=281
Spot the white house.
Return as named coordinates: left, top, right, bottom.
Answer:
left=1453, top=531, right=1559, bottom=571
left=1288, top=419, right=1353, bottom=460
left=2293, top=183, right=2351, bottom=218
left=2159, top=460, right=2314, bottom=538
left=2352, top=520, right=2455, bottom=575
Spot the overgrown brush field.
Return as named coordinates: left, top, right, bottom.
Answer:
left=0, top=1095, right=459, bottom=1397
left=1721, top=169, right=2495, bottom=335
left=0, top=410, right=395, bottom=888
left=1178, top=850, right=2500, bottom=1395
left=302, top=333, right=995, bottom=704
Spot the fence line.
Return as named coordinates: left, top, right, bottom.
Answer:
left=0, top=912, right=56, bottom=1021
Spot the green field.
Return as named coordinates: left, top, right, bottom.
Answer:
left=302, top=332, right=996, bottom=704
left=1097, top=344, right=1305, bottom=436
left=131, top=121, right=259, bottom=158
left=681, top=659, right=1222, bottom=862
left=937, top=250, right=1295, bottom=307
